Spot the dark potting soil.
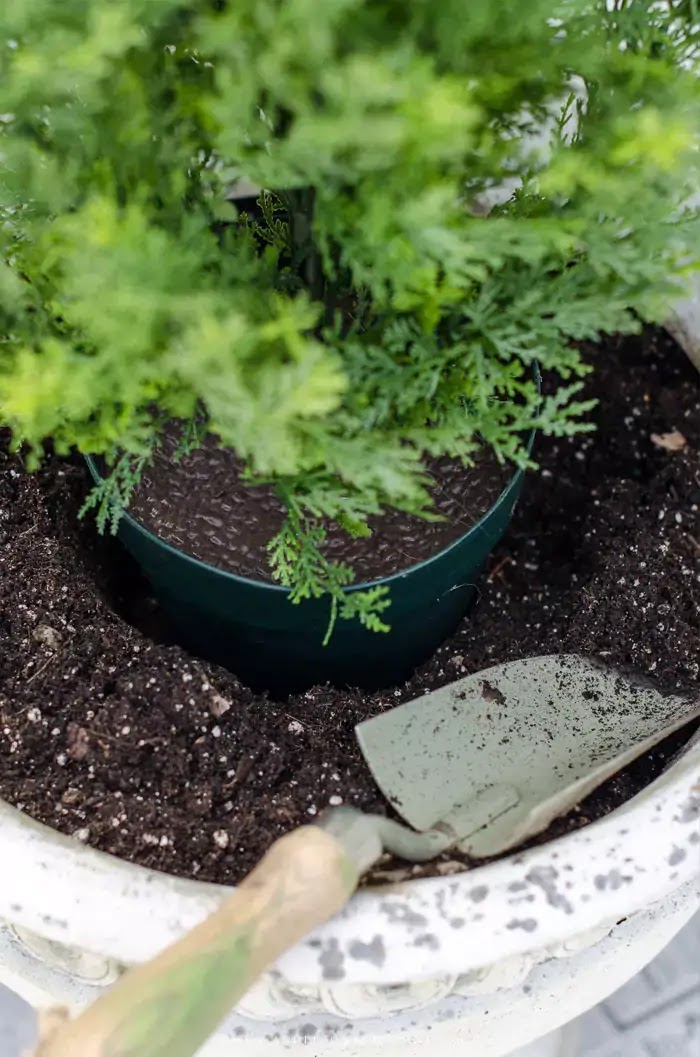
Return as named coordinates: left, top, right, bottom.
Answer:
left=128, top=436, right=511, bottom=582
left=0, top=328, right=698, bottom=886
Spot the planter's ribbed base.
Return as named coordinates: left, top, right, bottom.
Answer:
left=0, top=877, right=696, bottom=1057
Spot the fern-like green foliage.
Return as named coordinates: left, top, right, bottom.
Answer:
left=0, top=1, right=699, bottom=627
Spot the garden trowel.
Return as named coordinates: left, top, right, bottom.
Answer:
left=33, top=654, right=699, bottom=1057
left=356, top=653, right=700, bottom=859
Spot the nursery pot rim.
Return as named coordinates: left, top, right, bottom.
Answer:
left=85, top=428, right=535, bottom=595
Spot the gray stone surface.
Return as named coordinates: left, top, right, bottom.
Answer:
left=0, top=985, right=35, bottom=1056
left=577, top=912, right=699, bottom=1057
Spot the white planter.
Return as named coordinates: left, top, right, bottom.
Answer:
left=0, top=728, right=697, bottom=1057
left=667, top=272, right=700, bottom=372
left=1, top=303, right=698, bottom=1057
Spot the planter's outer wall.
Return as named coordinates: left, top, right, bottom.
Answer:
left=86, top=458, right=527, bottom=692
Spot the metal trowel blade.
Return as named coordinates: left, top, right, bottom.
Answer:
left=356, top=654, right=699, bottom=859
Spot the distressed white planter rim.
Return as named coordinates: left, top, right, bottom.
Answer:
left=0, top=728, right=697, bottom=986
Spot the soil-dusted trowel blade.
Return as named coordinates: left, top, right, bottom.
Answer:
left=356, top=654, right=700, bottom=859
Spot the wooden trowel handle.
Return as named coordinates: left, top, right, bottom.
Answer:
left=33, top=827, right=359, bottom=1057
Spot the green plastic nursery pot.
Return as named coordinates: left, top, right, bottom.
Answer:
left=86, top=457, right=529, bottom=694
